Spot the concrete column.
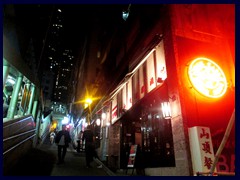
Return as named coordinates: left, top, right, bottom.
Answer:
left=3, top=64, right=10, bottom=90
left=32, top=100, right=38, bottom=119
left=6, top=75, right=23, bottom=119
left=26, top=84, right=35, bottom=115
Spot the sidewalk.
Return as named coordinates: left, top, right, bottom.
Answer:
left=6, top=141, right=110, bottom=176
left=6, top=139, right=141, bottom=176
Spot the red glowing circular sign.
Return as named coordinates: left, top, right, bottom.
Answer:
left=188, top=57, right=227, bottom=98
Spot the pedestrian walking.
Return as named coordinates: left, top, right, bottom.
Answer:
left=82, top=127, right=99, bottom=168
left=135, top=144, right=145, bottom=176
left=55, top=124, right=71, bottom=164
left=50, top=131, right=56, bottom=144
left=76, top=131, right=83, bottom=153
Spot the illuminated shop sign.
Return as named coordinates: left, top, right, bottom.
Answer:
left=188, top=126, right=216, bottom=175
left=188, top=57, right=227, bottom=98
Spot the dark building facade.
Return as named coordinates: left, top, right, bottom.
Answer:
left=72, top=4, right=235, bottom=176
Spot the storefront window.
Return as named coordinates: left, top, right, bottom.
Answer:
left=120, top=84, right=175, bottom=168
left=141, top=110, right=175, bottom=167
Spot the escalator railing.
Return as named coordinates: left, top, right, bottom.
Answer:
left=3, top=115, right=36, bottom=175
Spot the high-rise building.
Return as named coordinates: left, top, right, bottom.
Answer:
left=53, top=49, right=74, bottom=102
left=41, top=6, right=75, bottom=104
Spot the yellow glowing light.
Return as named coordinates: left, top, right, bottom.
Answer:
left=85, top=98, right=93, bottom=104
left=188, top=57, right=227, bottom=98
left=84, top=98, right=93, bottom=108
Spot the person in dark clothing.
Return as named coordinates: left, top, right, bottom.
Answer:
left=82, top=127, right=98, bottom=168
left=135, top=145, right=145, bottom=176
left=55, top=125, right=71, bottom=164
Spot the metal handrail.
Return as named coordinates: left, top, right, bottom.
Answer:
left=3, top=129, right=36, bottom=142
left=3, top=115, right=33, bottom=128
left=3, top=133, right=36, bottom=155
left=3, top=115, right=36, bottom=156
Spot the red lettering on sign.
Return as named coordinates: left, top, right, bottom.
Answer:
left=202, top=141, right=212, bottom=154
left=150, top=77, right=154, bottom=86
left=141, top=85, right=145, bottom=94
left=204, top=156, right=213, bottom=169
left=200, top=128, right=210, bottom=139
left=129, top=98, right=132, bottom=103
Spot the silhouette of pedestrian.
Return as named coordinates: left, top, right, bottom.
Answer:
left=82, top=127, right=97, bottom=168
left=55, top=124, right=71, bottom=164
left=135, top=144, right=145, bottom=176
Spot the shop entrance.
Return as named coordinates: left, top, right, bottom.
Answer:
left=120, top=85, right=176, bottom=169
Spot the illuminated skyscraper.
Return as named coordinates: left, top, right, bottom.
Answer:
left=42, top=6, right=75, bottom=104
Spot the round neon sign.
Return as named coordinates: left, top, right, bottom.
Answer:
left=188, top=57, right=227, bottom=98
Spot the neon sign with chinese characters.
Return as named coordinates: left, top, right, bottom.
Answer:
left=188, top=57, right=227, bottom=98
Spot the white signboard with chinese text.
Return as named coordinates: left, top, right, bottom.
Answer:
left=146, top=53, right=156, bottom=92
left=155, top=41, right=167, bottom=85
left=139, top=65, right=145, bottom=99
left=122, top=84, right=127, bottom=111
left=126, top=78, right=132, bottom=110
left=188, top=126, right=216, bottom=175
left=111, top=95, right=118, bottom=124
left=132, top=71, right=139, bottom=103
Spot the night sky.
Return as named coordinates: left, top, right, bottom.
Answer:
left=12, top=4, right=128, bottom=58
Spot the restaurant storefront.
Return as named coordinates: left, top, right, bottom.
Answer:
left=101, top=39, right=182, bottom=172
left=120, top=83, right=175, bottom=169
left=93, top=4, right=234, bottom=176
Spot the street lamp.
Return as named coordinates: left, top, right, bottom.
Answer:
left=84, top=98, right=93, bottom=108
left=96, top=118, right=101, bottom=126
left=84, top=97, right=93, bottom=125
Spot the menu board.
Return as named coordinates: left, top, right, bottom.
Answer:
left=127, top=145, right=138, bottom=168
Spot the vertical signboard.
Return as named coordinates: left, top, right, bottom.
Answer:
left=132, top=71, right=139, bottom=104
left=111, top=95, right=118, bottom=124
left=139, top=65, right=145, bottom=99
left=122, top=84, right=127, bottom=111
left=127, top=145, right=138, bottom=168
left=127, top=78, right=132, bottom=110
left=188, top=126, right=216, bottom=175
left=146, top=53, right=156, bottom=92
left=155, top=41, right=167, bottom=85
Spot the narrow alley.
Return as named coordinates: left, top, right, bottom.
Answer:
left=6, top=138, right=114, bottom=176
